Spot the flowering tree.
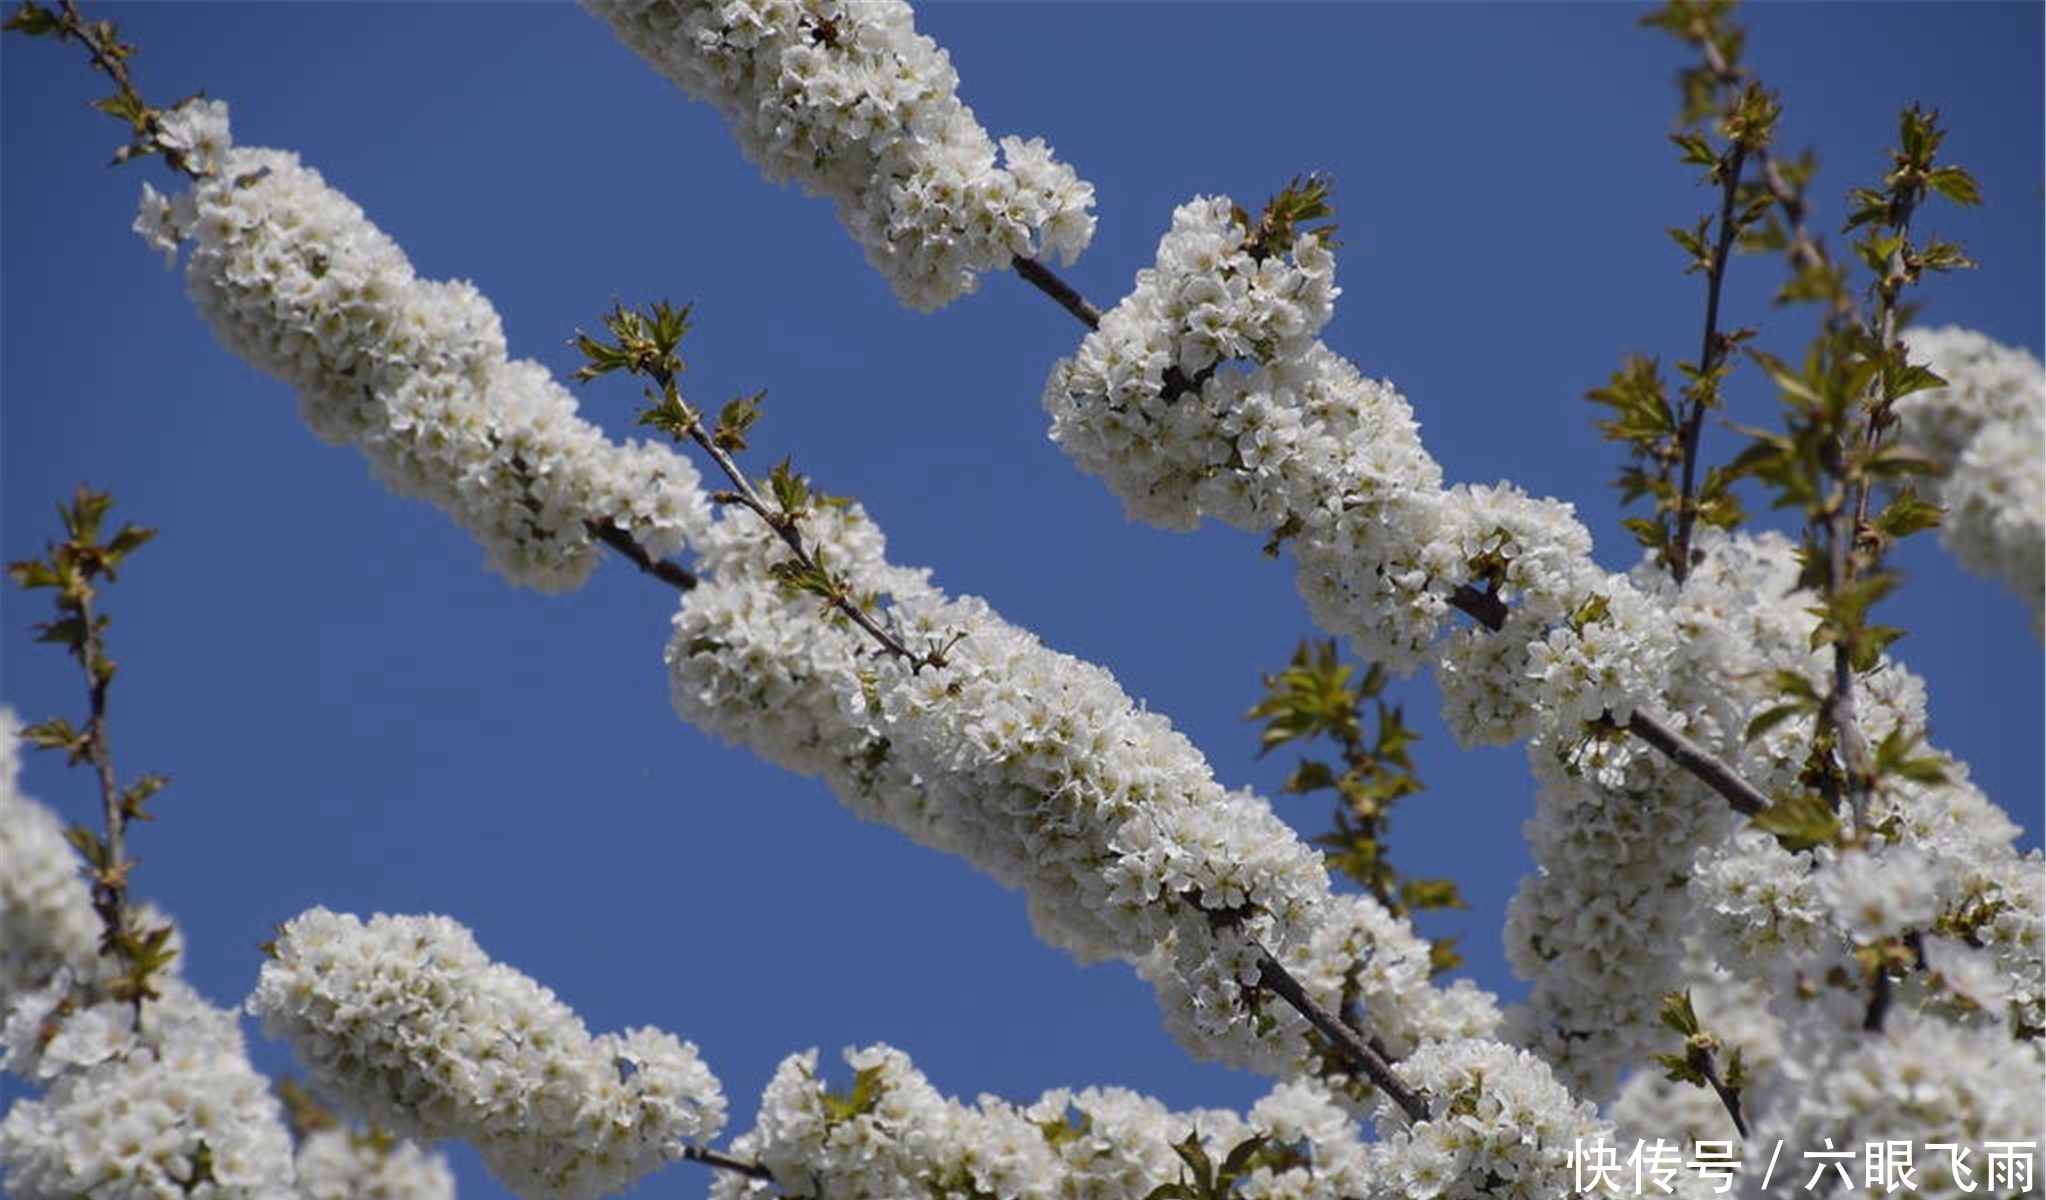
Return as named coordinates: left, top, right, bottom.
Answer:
left=3, top=3, right=2042, bottom=1200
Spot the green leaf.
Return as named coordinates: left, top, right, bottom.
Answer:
left=64, top=823, right=109, bottom=868
left=1168, top=1132, right=1215, bottom=1190
left=1283, top=759, right=1336, bottom=795
left=33, top=614, right=89, bottom=649
left=8, top=557, right=59, bottom=589
left=3, top=2, right=63, bottom=36
left=123, top=771, right=169, bottom=818
left=1400, top=877, right=1465, bottom=912
left=1750, top=791, right=1841, bottom=853
left=1568, top=592, right=1611, bottom=632
left=103, top=523, right=157, bottom=572
left=1743, top=702, right=1805, bottom=743
left=1260, top=514, right=1303, bottom=559
left=713, top=391, right=765, bottom=452
left=819, top=1064, right=887, bottom=1123
left=1219, top=1134, right=1272, bottom=1183
left=1873, top=492, right=1941, bottom=540
left=1924, top=165, right=1981, bottom=207
left=1243, top=174, right=1338, bottom=262
left=1668, top=134, right=1716, bottom=170
left=1659, top=990, right=1702, bottom=1037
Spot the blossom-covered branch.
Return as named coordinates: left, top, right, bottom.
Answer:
left=584, top=0, right=1095, bottom=312
left=133, top=100, right=712, bottom=593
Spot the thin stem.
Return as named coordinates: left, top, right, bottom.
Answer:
left=1623, top=711, right=1770, bottom=817
left=1700, top=1056, right=1750, bottom=1140
left=1670, top=139, right=1750, bottom=585
left=1448, top=583, right=1509, bottom=633
left=681, top=1146, right=775, bottom=1182
left=674, top=392, right=935, bottom=669
left=587, top=519, right=696, bottom=591
left=1254, top=950, right=1431, bottom=1124
left=1013, top=166, right=1786, bottom=837
left=76, top=587, right=139, bottom=986
left=1447, top=584, right=1771, bottom=817
left=1862, top=966, right=1893, bottom=1033
left=1012, top=255, right=1101, bottom=330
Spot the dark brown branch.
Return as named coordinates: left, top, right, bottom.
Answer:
left=1700, top=1054, right=1751, bottom=1140
left=1450, top=577, right=1771, bottom=817
left=1623, top=710, right=1769, bottom=816
left=588, top=520, right=696, bottom=591
left=1670, top=139, right=1750, bottom=586
left=1255, top=951, right=1431, bottom=1124
left=681, top=1146, right=775, bottom=1182
left=1012, top=255, right=1101, bottom=330
left=1448, top=583, right=1508, bottom=632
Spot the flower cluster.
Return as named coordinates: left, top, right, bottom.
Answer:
left=713, top=1043, right=1372, bottom=1200
left=1, top=978, right=300, bottom=1200
left=1361, top=1037, right=1611, bottom=1200
left=1501, top=531, right=1810, bottom=1097
left=2, top=726, right=465, bottom=1200
left=0, top=713, right=101, bottom=1013
left=668, top=504, right=1499, bottom=1078
left=1745, top=1012, right=2044, bottom=1199
left=2, top=727, right=298, bottom=1200
left=1043, top=194, right=2046, bottom=1152
left=1897, top=325, right=2046, bottom=637
left=585, top=0, right=1094, bottom=310
left=1043, top=196, right=1668, bottom=731
left=134, top=99, right=712, bottom=592
left=1043, top=198, right=1728, bottom=1095
left=292, top=1127, right=454, bottom=1200
left=248, top=908, right=727, bottom=1200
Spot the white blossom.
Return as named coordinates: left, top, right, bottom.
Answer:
left=0, top=979, right=297, bottom=1200
left=1744, top=1011, right=2045, bottom=1198
left=1362, top=1038, right=1610, bottom=1200
left=713, top=1045, right=1371, bottom=1200
left=1897, top=325, right=2046, bottom=637
left=133, top=100, right=713, bottom=592
left=152, top=96, right=232, bottom=176
left=292, top=1128, right=455, bottom=1200
left=0, top=710, right=101, bottom=1017
left=248, top=908, right=726, bottom=1200
left=1815, top=844, right=1941, bottom=945
left=668, top=503, right=1494, bottom=1078
left=585, top=0, right=1095, bottom=310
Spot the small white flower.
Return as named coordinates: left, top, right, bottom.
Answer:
left=152, top=96, right=232, bottom=175
left=1816, top=845, right=1940, bottom=944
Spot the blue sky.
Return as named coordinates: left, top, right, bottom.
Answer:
left=4, top=4, right=2041, bottom=1196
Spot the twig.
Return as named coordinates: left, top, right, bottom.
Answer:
left=1011, top=203, right=1782, bottom=827
left=1012, top=255, right=1101, bottom=330
left=1255, top=950, right=1431, bottom=1124
left=1623, top=711, right=1769, bottom=817
left=1669, top=139, right=1749, bottom=586
left=1448, top=583, right=1509, bottom=633
left=681, top=1146, right=775, bottom=1182
left=587, top=519, right=696, bottom=591
left=1449, top=579, right=1771, bottom=817
left=683, top=419, right=935, bottom=668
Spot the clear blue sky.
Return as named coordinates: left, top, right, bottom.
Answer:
left=5, top=5, right=2040, bottom=1197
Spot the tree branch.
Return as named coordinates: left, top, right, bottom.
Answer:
left=1012, top=255, right=1101, bottom=330
left=1449, top=577, right=1771, bottom=817
left=1623, top=710, right=1769, bottom=817
left=1254, top=950, right=1431, bottom=1124
left=587, top=519, right=696, bottom=591
left=681, top=1145, right=775, bottom=1182
left=1670, top=136, right=1750, bottom=586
